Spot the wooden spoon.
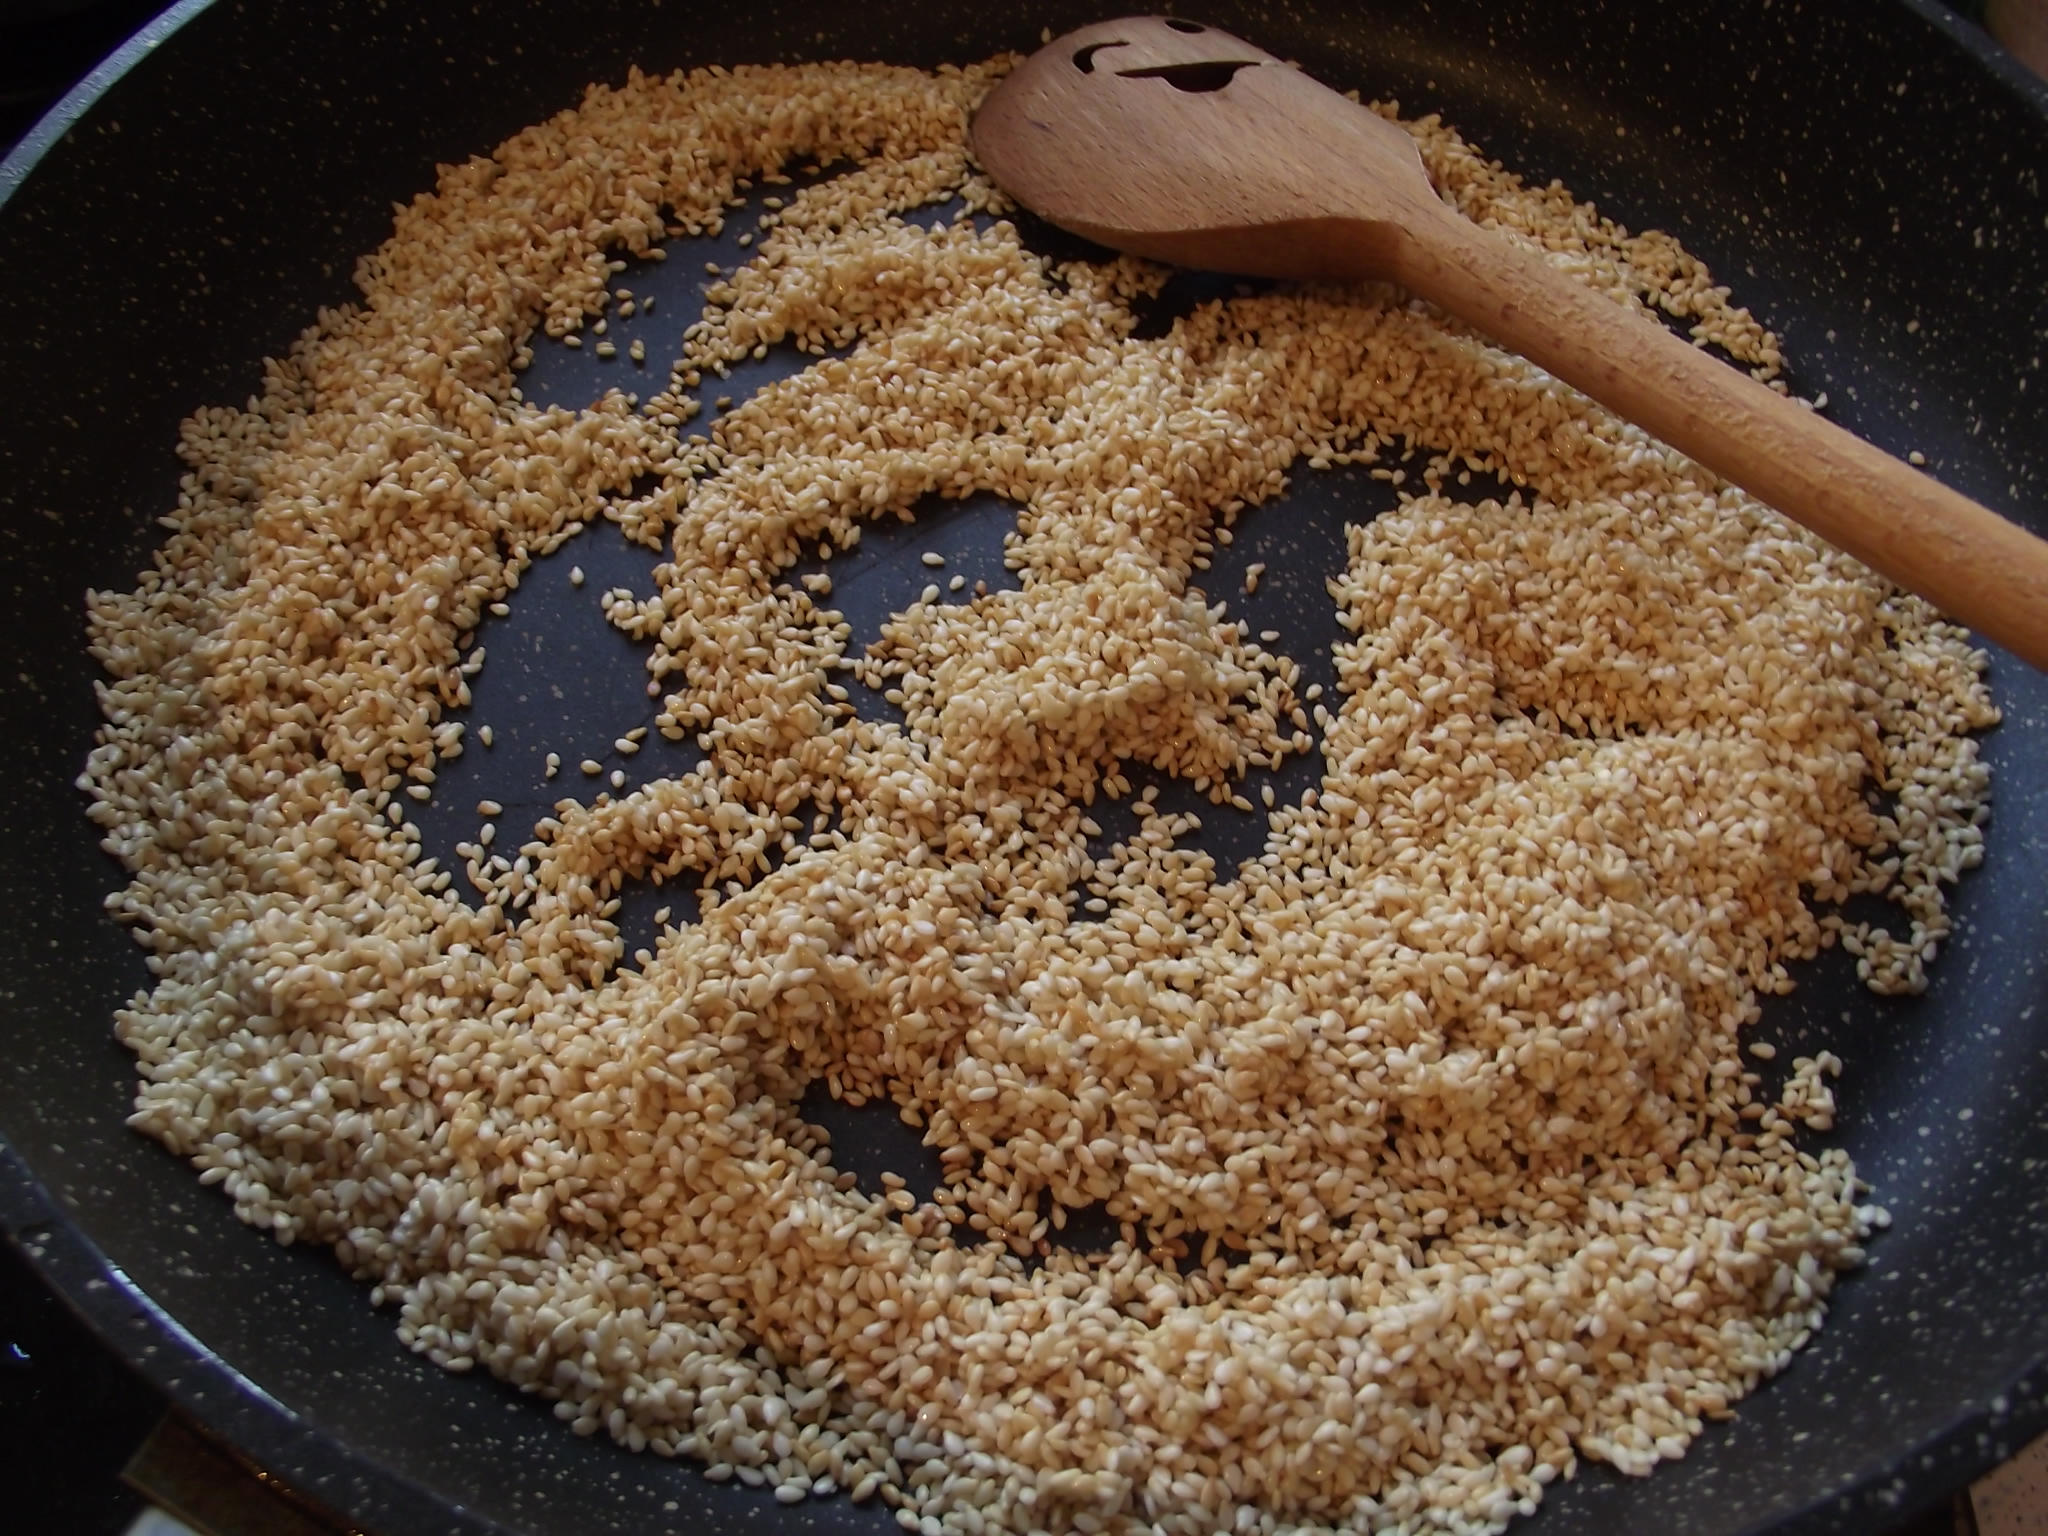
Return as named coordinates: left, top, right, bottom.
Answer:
left=971, top=16, right=2048, bottom=670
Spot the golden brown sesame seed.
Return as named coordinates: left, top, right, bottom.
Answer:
left=77, top=55, right=1988, bottom=1536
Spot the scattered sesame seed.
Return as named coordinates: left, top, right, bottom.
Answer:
left=76, top=58, right=1993, bottom=1536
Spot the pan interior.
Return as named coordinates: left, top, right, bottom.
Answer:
left=1, top=5, right=2045, bottom=1536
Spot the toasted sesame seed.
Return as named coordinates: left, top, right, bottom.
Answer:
left=78, top=56, right=1991, bottom=1536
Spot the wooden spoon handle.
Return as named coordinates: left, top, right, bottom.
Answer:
left=1386, top=204, right=2048, bottom=670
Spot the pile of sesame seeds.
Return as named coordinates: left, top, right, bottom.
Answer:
left=80, top=57, right=1997, bottom=1536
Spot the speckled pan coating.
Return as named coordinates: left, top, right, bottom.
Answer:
left=0, top=3, right=2044, bottom=1536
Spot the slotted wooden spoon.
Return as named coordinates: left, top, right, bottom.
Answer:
left=971, top=15, right=2048, bottom=669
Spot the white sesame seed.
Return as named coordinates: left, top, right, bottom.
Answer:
left=79, top=58, right=1988, bottom=1536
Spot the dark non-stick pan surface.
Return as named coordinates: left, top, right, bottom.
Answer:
left=3, top=2, right=2047, bottom=1534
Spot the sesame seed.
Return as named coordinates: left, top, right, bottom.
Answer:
left=78, top=55, right=1990, bottom=1536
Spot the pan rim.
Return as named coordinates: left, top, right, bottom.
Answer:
left=2, top=2, right=2046, bottom=1533
left=0, top=0, right=216, bottom=211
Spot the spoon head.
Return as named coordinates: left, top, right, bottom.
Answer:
left=972, top=15, right=1436, bottom=279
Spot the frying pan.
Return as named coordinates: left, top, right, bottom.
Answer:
left=2, top=2, right=2046, bottom=1534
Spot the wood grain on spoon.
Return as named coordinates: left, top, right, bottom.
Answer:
left=972, top=16, right=2048, bottom=670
